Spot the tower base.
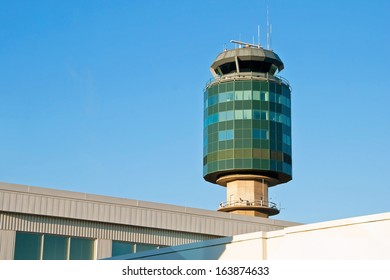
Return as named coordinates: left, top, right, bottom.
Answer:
left=216, top=174, right=280, bottom=218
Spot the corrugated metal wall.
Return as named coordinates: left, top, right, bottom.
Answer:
left=0, top=212, right=217, bottom=246
left=0, top=184, right=297, bottom=237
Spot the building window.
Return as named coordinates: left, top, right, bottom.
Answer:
left=112, top=241, right=135, bottom=257
left=135, top=243, right=159, bottom=253
left=43, top=234, right=68, bottom=260
left=14, top=232, right=42, bottom=260
left=69, top=237, right=94, bottom=260
left=112, top=241, right=165, bottom=257
left=218, top=129, right=234, bottom=141
left=253, top=129, right=269, bottom=140
left=13, top=232, right=95, bottom=260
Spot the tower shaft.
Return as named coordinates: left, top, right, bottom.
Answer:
left=217, top=174, right=278, bottom=218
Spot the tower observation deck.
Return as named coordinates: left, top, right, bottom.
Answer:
left=203, top=41, right=292, bottom=217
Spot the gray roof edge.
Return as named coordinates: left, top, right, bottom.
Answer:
left=0, top=181, right=301, bottom=227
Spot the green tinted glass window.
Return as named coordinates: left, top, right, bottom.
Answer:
left=136, top=243, right=159, bottom=253
left=14, top=232, right=42, bottom=260
left=69, top=237, right=94, bottom=260
left=43, top=235, right=68, bottom=260
left=112, top=241, right=134, bottom=257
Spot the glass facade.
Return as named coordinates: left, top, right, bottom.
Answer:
left=203, top=79, right=292, bottom=183
left=111, top=240, right=165, bottom=257
left=14, top=232, right=42, bottom=260
left=43, top=234, right=68, bottom=260
left=14, top=231, right=168, bottom=259
left=14, top=232, right=95, bottom=260
left=112, top=241, right=135, bottom=257
left=69, top=237, right=94, bottom=260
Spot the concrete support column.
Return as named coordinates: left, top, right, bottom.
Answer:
left=0, top=230, right=16, bottom=260
left=217, top=175, right=279, bottom=218
left=96, top=239, right=112, bottom=259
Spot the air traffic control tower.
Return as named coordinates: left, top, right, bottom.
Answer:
left=203, top=41, right=292, bottom=218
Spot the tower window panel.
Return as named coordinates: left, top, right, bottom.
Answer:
left=218, top=121, right=227, bottom=130
left=243, top=90, right=252, bottom=100
left=260, top=92, right=269, bottom=101
left=242, top=129, right=252, bottom=139
left=226, top=92, right=234, bottom=102
left=218, top=160, right=227, bottom=169
left=226, top=140, right=234, bottom=149
left=253, top=110, right=268, bottom=120
left=234, top=91, right=244, bottom=100
left=269, top=92, right=276, bottom=103
left=235, top=110, right=243, bottom=120
left=219, top=83, right=227, bottom=93
left=219, top=102, right=227, bottom=111
left=226, top=111, right=234, bottom=121
left=218, top=129, right=234, bottom=141
left=226, top=130, right=234, bottom=140
left=226, top=149, right=234, bottom=159
left=270, top=112, right=277, bottom=122
left=219, top=111, right=227, bottom=122
left=203, top=165, right=207, bottom=175
left=283, top=134, right=291, bottom=146
left=208, top=95, right=218, bottom=106
left=252, top=81, right=261, bottom=91
left=208, top=113, right=219, bottom=125
left=243, top=109, right=252, bottom=119
left=219, top=92, right=227, bottom=103
left=253, top=129, right=269, bottom=140
left=243, top=81, right=252, bottom=90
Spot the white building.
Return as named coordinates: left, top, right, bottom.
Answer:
left=109, top=212, right=390, bottom=260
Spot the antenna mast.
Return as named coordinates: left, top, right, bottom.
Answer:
left=266, top=0, right=270, bottom=49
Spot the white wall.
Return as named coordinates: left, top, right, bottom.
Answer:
left=117, top=212, right=390, bottom=260
left=266, top=213, right=390, bottom=259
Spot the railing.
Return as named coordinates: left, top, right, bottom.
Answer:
left=219, top=200, right=279, bottom=210
left=204, top=72, right=291, bottom=92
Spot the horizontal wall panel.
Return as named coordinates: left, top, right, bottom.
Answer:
left=0, top=183, right=299, bottom=237
left=0, top=212, right=217, bottom=247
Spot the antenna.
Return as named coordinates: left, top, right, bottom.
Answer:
left=230, top=40, right=260, bottom=49
left=270, top=23, right=273, bottom=50
left=266, top=0, right=270, bottom=49
left=258, top=25, right=261, bottom=47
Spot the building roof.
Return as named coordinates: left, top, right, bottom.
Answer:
left=0, top=182, right=300, bottom=237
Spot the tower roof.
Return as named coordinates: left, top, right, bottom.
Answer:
left=211, top=47, right=284, bottom=76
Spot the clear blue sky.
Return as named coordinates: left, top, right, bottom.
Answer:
left=0, top=0, right=389, bottom=224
